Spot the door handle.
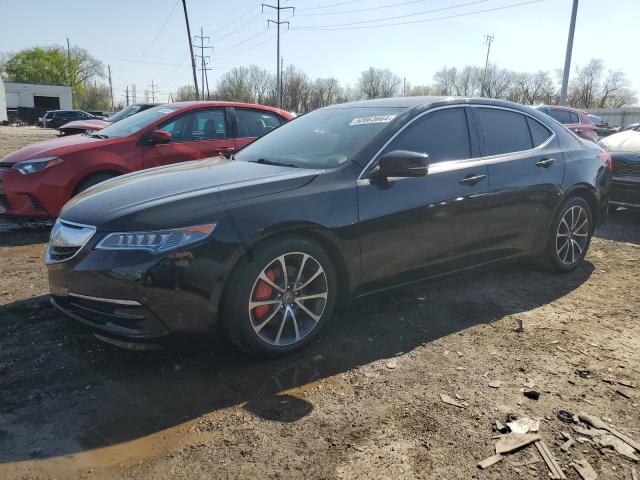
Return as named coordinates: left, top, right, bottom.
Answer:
left=458, top=173, right=486, bottom=186
left=536, top=158, right=555, bottom=168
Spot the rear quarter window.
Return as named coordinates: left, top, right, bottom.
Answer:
left=527, top=117, right=553, bottom=147
left=476, top=108, right=533, bottom=156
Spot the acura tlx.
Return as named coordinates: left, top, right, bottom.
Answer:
left=46, top=97, right=611, bottom=357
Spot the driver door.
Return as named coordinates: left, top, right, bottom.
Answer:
left=142, top=107, right=235, bottom=168
left=357, top=107, right=490, bottom=287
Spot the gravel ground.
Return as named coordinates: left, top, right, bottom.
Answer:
left=0, top=127, right=639, bottom=480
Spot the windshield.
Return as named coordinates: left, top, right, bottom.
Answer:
left=96, top=105, right=181, bottom=138
left=234, top=107, right=405, bottom=169
left=106, top=104, right=143, bottom=123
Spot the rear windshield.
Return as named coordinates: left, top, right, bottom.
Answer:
left=107, top=104, right=143, bottom=123
left=235, top=107, right=405, bottom=169
left=96, top=105, right=181, bottom=138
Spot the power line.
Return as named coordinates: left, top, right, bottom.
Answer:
left=298, top=0, right=445, bottom=16
left=215, top=33, right=277, bottom=61
left=134, top=0, right=180, bottom=63
left=294, top=0, right=488, bottom=29
left=213, top=12, right=264, bottom=43
left=292, top=0, right=543, bottom=31
left=262, top=0, right=294, bottom=108
left=297, top=0, right=366, bottom=11
left=212, top=1, right=263, bottom=37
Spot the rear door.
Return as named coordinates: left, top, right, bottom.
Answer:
left=473, top=106, right=565, bottom=259
left=357, top=106, right=490, bottom=287
left=142, top=107, right=235, bottom=168
left=233, top=108, right=285, bottom=150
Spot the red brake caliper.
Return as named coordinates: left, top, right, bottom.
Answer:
left=253, top=270, right=276, bottom=320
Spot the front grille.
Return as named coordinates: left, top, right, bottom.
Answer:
left=612, top=157, right=640, bottom=177
left=47, top=245, right=81, bottom=262
left=0, top=163, right=13, bottom=169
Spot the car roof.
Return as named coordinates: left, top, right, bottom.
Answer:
left=542, top=104, right=588, bottom=115
left=324, top=96, right=542, bottom=114
left=168, top=100, right=293, bottom=118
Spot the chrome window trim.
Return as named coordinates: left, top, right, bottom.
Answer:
left=357, top=103, right=556, bottom=180
left=69, top=292, right=142, bottom=306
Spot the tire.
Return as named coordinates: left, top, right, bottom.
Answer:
left=221, top=236, right=337, bottom=358
left=543, top=196, right=593, bottom=272
left=74, top=173, right=119, bottom=196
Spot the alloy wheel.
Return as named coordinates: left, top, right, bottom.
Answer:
left=248, top=252, right=328, bottom=347
left=556, top=205, right=589, bottom=266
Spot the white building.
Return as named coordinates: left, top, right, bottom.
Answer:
left=0, top=79, right=72, bottom=124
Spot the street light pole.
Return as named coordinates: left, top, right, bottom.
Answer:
left=560, top=0, right=579, bottom=106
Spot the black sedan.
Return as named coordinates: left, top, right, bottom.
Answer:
left=599, top=129, right=640, bottom=211
left=46, top=97, right=611, bottom=357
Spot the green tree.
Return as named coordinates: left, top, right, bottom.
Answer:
left=2, top=45, right=104, bottom=107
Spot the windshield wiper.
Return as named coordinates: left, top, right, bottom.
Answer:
left=251, top=158, right=298, bottom=168
left=88, top=133, right=109, bottom=139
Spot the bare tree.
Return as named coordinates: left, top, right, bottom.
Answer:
left=282, top=65, right=311, bottom=113
left=568, top=59, right=604, bottom=108
left=358, top=67, right=401, bottom=99
left=175, top=85, right=197, bottom=101
left=433, top=67, right=457, bottom=95
left=599, top=69, right=631, bottom=108
left=308, top=77, right=342, bottom=110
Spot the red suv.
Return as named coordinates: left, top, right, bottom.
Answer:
left=0, top=102, right=294, bottom=218
left=536, top=105, right=598, bottom=143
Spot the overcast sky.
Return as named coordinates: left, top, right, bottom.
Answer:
left=1, top=0, right=638, bottom=105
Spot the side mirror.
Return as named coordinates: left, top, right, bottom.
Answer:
left=150, top=129, right=172, bottom=144
left=374, top=150, right=429, bottom=178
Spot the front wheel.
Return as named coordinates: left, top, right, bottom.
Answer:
left=221, top=237, right=337, bottom=358
left=544, top=196, right=593, bottom=272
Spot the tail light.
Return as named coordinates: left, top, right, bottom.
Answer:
left=599, top=151, right=612, bottom=172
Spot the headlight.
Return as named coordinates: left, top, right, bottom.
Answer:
left=13, top=156, right=63, bottom=175
left=95, top=223, right=217, bottom=254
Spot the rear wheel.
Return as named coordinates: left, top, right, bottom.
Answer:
left=221, top=237, right=337, bottom=357
left=544, top=196, right=593, bottom=272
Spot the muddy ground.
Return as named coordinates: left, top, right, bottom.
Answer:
left=0, top=127, right=639, bottom=479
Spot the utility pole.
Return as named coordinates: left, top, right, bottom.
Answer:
left=148, top=80, right=157, bottom=102
left=560, top=0, right=579, bottom=105
left=107, top=65, right=115, bottom=112
left=280, top=56, right=284, bottom=107
left=125, top=86, right=130, bottom=106
left=194, top=27, right=212, bottom=100
left=66, top=37, right=72, bottom=87
left=481, top=34, right=494, bottom=97
left=132, top=84, right=137, bottom=103
left=144, top=90, right=149, bottom=102
left=182, top=0, right=200, bottom=99
left=403, top=77, right=407, bottom=96
left=263, top=0, right=294, bottom=108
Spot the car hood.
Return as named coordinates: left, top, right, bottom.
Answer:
left=599, top=130, right=640, bottom=152
left=59, top=119, right=111, bottom=131
left=0, top=134, right=113, bottom=164
left=61, top=157, right=320, bottom=229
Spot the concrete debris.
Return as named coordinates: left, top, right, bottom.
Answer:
left=506, top=417, right=539, bottom=434
left=439, top=393, right=466, bottom=408
left=631, top=468, right=638, bottom=480
left=596, top=434, right=640, bottom=461
left=495, top=433, right=541, bottom=455
left=488, top=380, right=502, bottom=388
left=477, top=453, right=503, bottom=469
left=578, top=412, right=640, bottom=452
left=561, top=433, right=575, bottom=452
left=385, top=359, right=398, bottom=369
left=571, top=458, right=598, bottom=480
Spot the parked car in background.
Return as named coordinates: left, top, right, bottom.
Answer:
left=599, top=128, right=640, bottom=211
left=536, top=105, right=599, bottom=143
left=45, top=97, right=611, bottom=356
left=0, top=102, right=294, bottom=218
left=623, top=122, right=640, bottom=131
left=587, top=114, right=619, bottom=138
left=58, top=103, right=161, bottom=135
left=40, top=110, right=105, bottom=129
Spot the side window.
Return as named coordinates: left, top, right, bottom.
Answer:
left=158, top=108, right=227, bottom=142
left=236, top=109, right=283, bottom=138
left=477, top=108, right=533, bottom=156
left=67, top=111, right=80, bottom=118
left=527, top=117, right=552, bottom=147
left=386, top=108, right=471, bottom=163
left=548, top=109, right=573, bottom=124
left=570, top=111, right=579, bottom=123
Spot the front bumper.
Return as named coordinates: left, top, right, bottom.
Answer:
left=610, top=176, right=640, bottom=208
left=0, top=169, right=54, bottom=217
left=47, top=236, right=235, bottom=345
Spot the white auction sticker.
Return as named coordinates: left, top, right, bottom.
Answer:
left=349, top=115, right=397, bottom=126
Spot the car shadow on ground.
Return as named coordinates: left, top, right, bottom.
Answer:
left=0, top=259, right=594, bottom=464
left=596, top=208, right=640, bottom=245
